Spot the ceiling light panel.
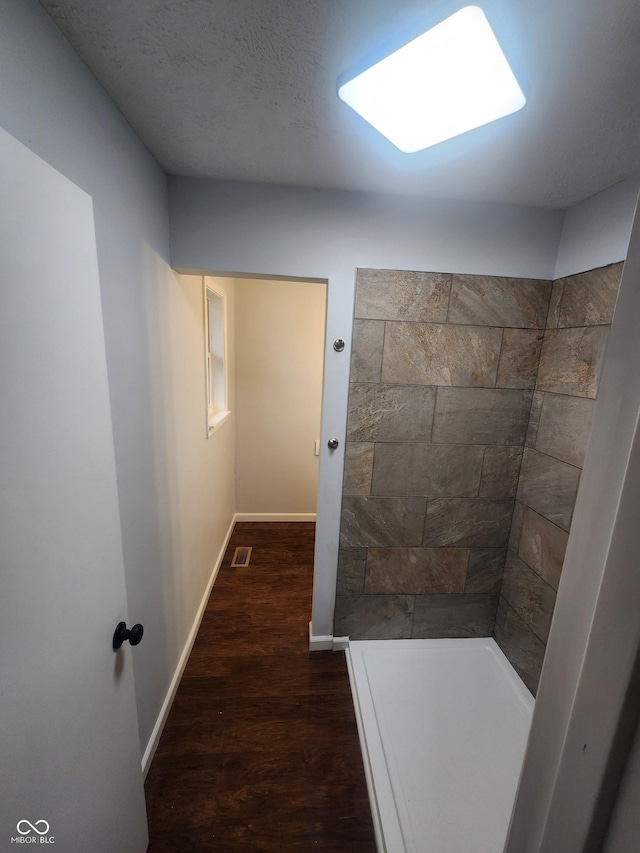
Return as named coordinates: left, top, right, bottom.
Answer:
left=338, top=5, right=526, bottom=153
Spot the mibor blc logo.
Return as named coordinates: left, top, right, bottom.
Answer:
left=10, top=820, right=55, bottom=844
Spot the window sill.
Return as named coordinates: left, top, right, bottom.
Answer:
left=207, top=410, right=230, bottom=437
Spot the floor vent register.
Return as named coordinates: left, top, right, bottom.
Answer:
left=231, top=546, right=253, bottom=567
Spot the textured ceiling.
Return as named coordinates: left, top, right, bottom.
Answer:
left=38, top=0, right=640, bottom=208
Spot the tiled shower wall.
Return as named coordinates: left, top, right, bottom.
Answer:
left=495, top=262, right=623, bottom=693
left=335, top=269, right=550, bottom=640
left=335, top=263, right=622, bottom=694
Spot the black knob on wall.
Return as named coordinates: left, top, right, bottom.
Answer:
left=113, top=621, right=144, bottom=650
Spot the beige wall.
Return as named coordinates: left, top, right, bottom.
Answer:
left=234, top=278, right=326, bottom=516
left=163, top=273, right=236, bottom=627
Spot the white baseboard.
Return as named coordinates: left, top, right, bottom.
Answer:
left=235, top=512, right=317, bottom=522
left=141, top=513, right=237, bottom=777
left=308, top=621, right=350, bottom=651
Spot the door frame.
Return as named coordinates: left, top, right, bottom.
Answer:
left=177, top=266, right=355, bottom=648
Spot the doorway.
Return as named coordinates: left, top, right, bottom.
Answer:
left=208, top=275, right=327, bottom=522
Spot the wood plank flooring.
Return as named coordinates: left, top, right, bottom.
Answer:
left=145, top=522, right=377, bottom=852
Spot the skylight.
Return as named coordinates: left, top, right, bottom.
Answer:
left=337, top=6, right=526, bottom=153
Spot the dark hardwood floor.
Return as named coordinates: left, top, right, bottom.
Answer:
left=145, top=522, right=377, bottom=852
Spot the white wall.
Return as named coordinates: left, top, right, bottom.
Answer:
left=0, top=0, right=237, bottom=759
left=234, top=278, right=326, bottom=517
left=170, top=178, right=565, bottom=280
left=554, top=176, right=640, bottom=279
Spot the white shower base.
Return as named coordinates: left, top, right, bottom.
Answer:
left=346, top=638, right=533, bottom=853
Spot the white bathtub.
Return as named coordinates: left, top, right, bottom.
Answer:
left=346, top=638, right=533, bottom=853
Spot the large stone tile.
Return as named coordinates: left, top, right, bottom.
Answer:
left=355, top=269, right=451, bottom=322
left=336, top=548, right=367, bottom=595
left=518, top=507, right=568, bottom=591
left=448, top=275, right=551, bottom=328
left=350, top=319, right=385, bottom=383
left=516, top=448, right=581, bottom=531
left=508, top=500, right=525, bottom=553
left=432, top=388, right=532, bottom=446
left=465, top=548, right=506, bottom=593
left=346, top=383, right=435, bottom=442
left=412, top=594, right=498, bottom=638
left=422, top=498, right=514, bottom=547
left=536, top=327, right=609, bottom=398
left=534, top=393, right=595, bottom=468
left=381, top=322, right=502, bottom=387
left=365, top=547, right=468, bottom=594
left=340, top=496, right=426, bottom=547
left=342, top=442, right=374, bottom=495
left=496, top=329, right=544, bottom=389
left=334, top=594, right=414, bottom=639
left=501, top=552, right=556, bottom=644
left=494, top=598, right=546, bottom=696
left=371, top=443, right=484, bottom=497
left=557, top=262, right=623, bottom=327
left=479, top=446, right=523, bottom=497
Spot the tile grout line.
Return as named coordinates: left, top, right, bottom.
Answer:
left=445, top=273, right=454, bottom=324
left=495, top=327, right=507, bottom=388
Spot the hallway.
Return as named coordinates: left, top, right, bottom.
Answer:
left=145, top=522, right=376, bottom=851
